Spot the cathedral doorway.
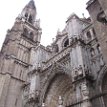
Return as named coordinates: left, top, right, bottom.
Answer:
left=102, top=73, right=107, bottom=107
left=43, top=74, right=74, bottom=107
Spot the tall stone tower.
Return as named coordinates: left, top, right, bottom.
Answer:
left=87, top=0, right=107, bottom=64
left=0, top=0, right=107, bottom=107
left=0, top=0, right=41, bottom=107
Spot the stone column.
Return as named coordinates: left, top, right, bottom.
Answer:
left=29, top=70, right=40, bottom=100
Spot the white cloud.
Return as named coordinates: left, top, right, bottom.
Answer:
left=0, top=0, right=89, bottom=49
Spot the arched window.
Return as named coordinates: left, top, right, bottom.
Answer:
left=97, top=10, right=107, bottom=25
left=63, top=38, right=69, bottom=48
left=25, top=13, right=28, bottom=18
left=29, top=32, right=34, bottom=40
left=90, top=48, right=95, bottom=57
left=28, top=15, right=33, bottom=23
left=56, top=45, right=59, bottom=52
left=87, top=31, right=91, bottom=40
left=102, top=73, right=107, bottom=106
left=23, top=28, right=28, bottom=36
left=92, top=28, right=96, bottom=37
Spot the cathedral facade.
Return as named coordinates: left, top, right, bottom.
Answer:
left=0, top=0, right=107, bottom=107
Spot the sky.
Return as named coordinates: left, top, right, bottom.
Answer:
left=0, top=0, right=89, bottom=49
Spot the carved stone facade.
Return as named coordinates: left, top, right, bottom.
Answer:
left=0, top=0, right=107, bottom=107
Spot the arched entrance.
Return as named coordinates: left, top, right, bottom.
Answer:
left=43, top=74, right=74, bottom=107
left=102, top=73, right=107, bottom=107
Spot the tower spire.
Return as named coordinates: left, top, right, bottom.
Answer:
left=27, top=0, right=36, bottom=9
left=21, top=0, right=37, bottom=24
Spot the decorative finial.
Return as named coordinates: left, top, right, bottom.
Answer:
left=27, top=0, right=36, bottom=9
left=82, top=13, right=85, bottom=19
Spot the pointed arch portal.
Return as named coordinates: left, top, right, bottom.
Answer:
left=102, top=73, right=107, bottom=107
left=43, top=74, right=74, bottom=107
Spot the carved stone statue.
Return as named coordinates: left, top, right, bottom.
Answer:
left=81, top=83, right=92, bottom=107
left=81, top=83, right=89, bottom=100
left=58, top=96, right=65, bottom=107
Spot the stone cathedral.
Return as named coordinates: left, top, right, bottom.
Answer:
left=0, top=0, right=107, bottom=107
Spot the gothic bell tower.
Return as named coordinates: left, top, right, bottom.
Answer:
left=0, top=0, right=42, bottom=107
left=21, top=0, right=37, bottom=24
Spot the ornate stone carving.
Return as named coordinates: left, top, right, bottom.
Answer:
left=81, top=83, right=89, bottom=100
left=43, top=46, right=71, bottom=70
left=73, top=65, right=84, bottom=81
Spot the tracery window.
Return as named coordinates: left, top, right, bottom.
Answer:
left=86, top=31, right=91, bottom=40
left=63, top=38, right=69, bottom=48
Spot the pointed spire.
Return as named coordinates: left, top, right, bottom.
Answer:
left=21, top=0, right=37, bottom=23
left=27, top=0, right=36, bottom=9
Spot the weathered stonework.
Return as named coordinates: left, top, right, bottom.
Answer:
left=0, top=0, right=107, bottom=107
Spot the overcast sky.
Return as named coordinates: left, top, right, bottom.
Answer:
left=0, top=0, right=89, bottom=49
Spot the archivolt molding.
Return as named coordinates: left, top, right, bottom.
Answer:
left=40, top=62, right=72, bottom=104
left=96, top=65, right=107, bottom=92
